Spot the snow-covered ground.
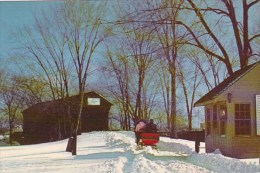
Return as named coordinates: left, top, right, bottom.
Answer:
left=1, top=131, right=260, bottom=173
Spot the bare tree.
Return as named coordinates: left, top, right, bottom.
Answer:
left=126, top=29, right=157, bottom=120
left=18, top=5, right=73, bottom=101
left=176, top=55, right=202, bottom=130
left=15, top=3, right=76, bottom=149
left=61, top=1, right=109, bottom=155
left=177, top=0, right=260, bottom=73
left=103, top=24, right=158, bottom=129
left=11, top=75, right=47, bottom=106
left=158, top=58, right=171, bottom=129
left=149, top=0, right=186, bottom=136
left=104, top=49, right=132, bottom=130
left=16, top=1, right=109, bottom=155
left=113, top=0, right=187, bottom=135
left=0, top=73, right=24, bottom=144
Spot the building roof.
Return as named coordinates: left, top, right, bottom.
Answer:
left=22, top=91, right=113, bottom=115
left=194, top=61, right=260, bottom=106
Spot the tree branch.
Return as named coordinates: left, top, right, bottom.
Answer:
left=249, top=33, right=260, bottom=42
left=248, top=0, right=260, bottom=9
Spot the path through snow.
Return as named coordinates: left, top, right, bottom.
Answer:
left=1, top=131, right=260, bottom=173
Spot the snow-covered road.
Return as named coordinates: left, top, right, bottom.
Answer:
left=1, top=131, right=260, bottom=173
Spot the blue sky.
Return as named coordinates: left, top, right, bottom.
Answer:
left=0, top=1, right=58, bottom=59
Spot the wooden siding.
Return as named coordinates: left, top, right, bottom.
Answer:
left=221, top=64, right=260, bottom=138
left=204, top=64, right=260, bottom=158
left=22, top=92, right=112, bottom=144
left=231, top=137, right=260, bottom=158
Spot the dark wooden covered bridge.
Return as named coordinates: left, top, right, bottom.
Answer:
left=21, top=91, right=112, bottom=144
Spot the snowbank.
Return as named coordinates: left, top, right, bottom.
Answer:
left=0, top=131, right=259, bottom=173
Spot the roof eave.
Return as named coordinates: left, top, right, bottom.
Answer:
left=194, top=61, right=260, bottom=107
left=194, top=99, right=213, bottom=107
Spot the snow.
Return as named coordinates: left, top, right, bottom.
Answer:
left=1, top=131, right=260, bottom=173
left=0, top=135, right=4, bottom=140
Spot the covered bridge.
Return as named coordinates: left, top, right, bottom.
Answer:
left=22, top=91, right=112, bottom=144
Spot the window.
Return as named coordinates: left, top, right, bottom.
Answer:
left=213, top=105, right=217, bottom=128
left=206, top=108, right=211, bottom=136
left=219, top=104, right=227, bottom=136
left=235, top=104, right=251, bottom=135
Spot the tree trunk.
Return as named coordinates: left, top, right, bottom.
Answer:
left=170, top=64, right=177, bottom=138
left=188, top=113, right=192, bottom=131
left=70, top=91, right=85, bottom=155
left=72, top=132, right=77, bottom=155
left=9, top=124, right=13, bottom=144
